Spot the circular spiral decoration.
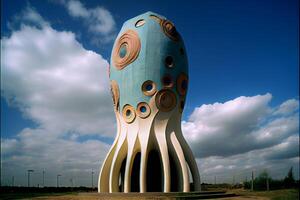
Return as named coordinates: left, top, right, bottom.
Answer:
left=160, top=20, right=180, bottom=41
left=177, top=73, right=188, bottom=96
left=113, top=30, right=141, bottom=70
left=136, top=102, right=151, bottom=118
left=122, top=104, right=136, bottom=123
left=110, top=80, right=120, bottom=111
left=155, top=89, right=177, bottom=112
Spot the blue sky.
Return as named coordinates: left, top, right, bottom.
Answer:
left=1, top=0, right=299, bottom=187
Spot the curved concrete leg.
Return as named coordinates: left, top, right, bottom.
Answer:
left=170, top=131, right=190, bottom=192
left=154, top=112, right=172, bottom=192
left=124, top=121, right=139, bottom=193
left=98, top=113, right=121, bottom=192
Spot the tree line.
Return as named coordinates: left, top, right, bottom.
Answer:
left=244, top=167, right=299, bottom=191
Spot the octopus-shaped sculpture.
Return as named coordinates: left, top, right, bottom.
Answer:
left=98, top=11, right=200, bottom=193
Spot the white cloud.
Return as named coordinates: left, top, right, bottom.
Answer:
left=273, top=99, right=299, bottom=116
left=1, top=128, right=110, bottom=187
left=198, top=148, right=299, bottom=184
left=21, top=6, right=49, bottom=27
left=183, top=94, right=299, bottom=157
left=183, top=94, right=299, bottom=183
left=1, top=139, right=18, bottom=155
left=264, top=135, right=299, bottom=160
left=1, top=7, right=115, bottom=136
left=63, top=0, right=116, bottom=44
left=67, top=0, right=89, bottom=18
left=1, top=6, right=115, bottom=186
left=1, top=5, right=299, bottom=187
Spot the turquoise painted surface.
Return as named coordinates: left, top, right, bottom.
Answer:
left=110, top=11, right=188, bottom=111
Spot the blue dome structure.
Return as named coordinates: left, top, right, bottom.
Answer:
left=98, top=11, right=200, bottom=193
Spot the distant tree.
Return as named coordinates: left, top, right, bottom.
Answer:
left=259, top=170, right=269, bottom=180
left=254, top=170, right=271, bottom=191
left=244, top=167, right=298, bottom=191
left=284, top=167, right=295, bottom=188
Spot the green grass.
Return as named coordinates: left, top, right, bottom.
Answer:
left=1, top=189, right=298, bottom=200
left=0, top=192, right=77, bottom=200
left=269, top=189, right=299, bottom=200
left=233, top=189, right=299, bottom=200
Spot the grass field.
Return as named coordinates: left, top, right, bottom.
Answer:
left=232, top=189, right=299, bottom=200
left=0, top=189, right=298, bottom=199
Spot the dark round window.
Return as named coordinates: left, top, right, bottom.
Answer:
left=135, top=19, right=145, bottom=27
left=145, top=84, right=153, bottom=91
left=126, top=109, right=131, bottom=116
left=140, top=106, right=147, bottom=113
left=162, top=75, right=173, bottom=88
left=119, top=43, right=127, bottom=58
left=165, top=56, right=174, bottom=68
left=163, top=76, right=172, bottom=85
left=180, top=48, right=184, bottom=55
left=181, top=80, right=188, bottom=90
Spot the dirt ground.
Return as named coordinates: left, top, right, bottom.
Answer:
left=3, top=189, right=298, bottom=200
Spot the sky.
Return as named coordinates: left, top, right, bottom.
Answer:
left=1, top=0, right=299, bottom=187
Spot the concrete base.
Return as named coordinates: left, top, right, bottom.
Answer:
left=79, top=191, right=237, bottom=199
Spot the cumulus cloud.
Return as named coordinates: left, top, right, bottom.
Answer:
left=1, top=7, right=115, bottom=136
left=264, top=135, right=299, bottom=160
left=62, top=0, right=116, bottom=44
left=198, top=148, right=299, bottom=183
left=7, top=6, right=49, bottom=30
left=183, top=94, right=299, bottom=158
left=1, top=128, right=110, bottom=186
left=1, top=4, right=299, bottom=187
left=183, top=95, right=299, bottom=183
left=273, top=99, right=299, bottom=116
left=1, top=6, right=115, bottom=186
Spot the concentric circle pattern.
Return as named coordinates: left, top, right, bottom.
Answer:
left=177, top=73, right=188, bottom=96
left=155, top=89, right=177, bottom=112
left=110, top=80, right=120, bottom=111
left=113, top=30, right=141, bottom=70
left=136, top=102, right=151, bottom=118
left=122, top=104, right=136, bottom=123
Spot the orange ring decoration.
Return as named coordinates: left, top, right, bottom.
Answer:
left=122, top=104, right=136, bottom=123
left=160, top=19, right=179, bottom=41
left=136, top=102, right=151, bottom=118
left=149, top=15, right=179, bottom=41
left=177, top=73, right=188, bottom=96
left=149, top=14, right=162, bottom=23
left=142, top=80, right=157, bottom=96
left=110, top=80, right=120, bottom=111
left=161, top=74, right=174, bottom=88
left=155, top=89, right=177, bottom=112
left=113, top=30, right=141, bottom=70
